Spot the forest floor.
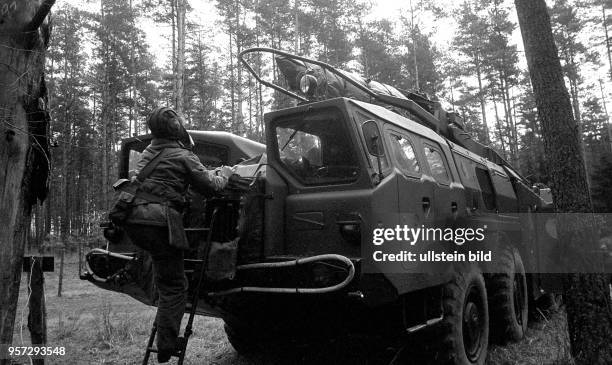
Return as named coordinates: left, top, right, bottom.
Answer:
left=10, top=254, right=573, bottom=365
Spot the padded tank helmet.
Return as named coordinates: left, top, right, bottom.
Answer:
left=146, top=107, right=193, bottom=149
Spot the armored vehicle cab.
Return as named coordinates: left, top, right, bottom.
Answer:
left=84, top=49, right=559, bottom=365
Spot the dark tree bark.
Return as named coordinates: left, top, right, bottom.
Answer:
left=514, top=1, right=612, bottom=364
left=27, top=258, right=47, bottom=365
left=27, top=206, right=47, bottom=365
left=0, top=0, right=53, bottom=360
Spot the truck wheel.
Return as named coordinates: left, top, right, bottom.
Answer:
left=224, top=323, right=258, bottom=356
left=224, top=322, right=299, bottom=361
left=488, top=246, right=528, bottom=343
left=438, top=263, right=489, bottom=365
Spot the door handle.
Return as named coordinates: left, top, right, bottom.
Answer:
left=422, top=197, right=431, bottom=211
left=451, top=202, right=458, bottom=212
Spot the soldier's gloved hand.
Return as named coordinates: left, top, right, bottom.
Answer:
left=212, top=166, right=235, bottom=190
left=227, top=174, right=253, bottom=191
left=217, top=166, right=235, bottom=179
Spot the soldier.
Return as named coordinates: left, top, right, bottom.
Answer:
left=123, top=106, right=233, bottom=363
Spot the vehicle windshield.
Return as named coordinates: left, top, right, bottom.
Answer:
left=128, top=149, right=144, bottom=178
left=275, top=110, right=360, bottom=185
left=125, top=138, right=229, bottom=179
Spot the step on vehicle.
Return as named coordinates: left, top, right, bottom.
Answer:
left=82, top=48, right=560, bottom=365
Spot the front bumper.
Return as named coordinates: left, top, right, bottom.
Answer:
left=81, top=246, right=402, bottom=316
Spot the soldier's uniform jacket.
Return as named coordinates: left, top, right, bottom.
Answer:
left=126, top=138, right=227, bottom=248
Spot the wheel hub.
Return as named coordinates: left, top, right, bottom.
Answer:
left=463, top=288, right=483, bottom=362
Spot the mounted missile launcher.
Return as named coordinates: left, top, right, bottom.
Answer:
left=82, top=48, right=558, bottom=365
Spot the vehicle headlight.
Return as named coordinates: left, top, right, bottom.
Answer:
left=300, top=74, right=318, bottom=96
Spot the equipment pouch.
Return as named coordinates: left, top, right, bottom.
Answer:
left=109, top=180, right=139, bottom=224
left=167, top=205, right=190, bottom=250
left=205, top=238, right=238, bottom=281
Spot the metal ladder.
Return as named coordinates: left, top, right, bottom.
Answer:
left=142, top=207, right=220, bottom=365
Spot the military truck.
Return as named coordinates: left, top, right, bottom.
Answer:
left=83, top=48, right=558, bottom=365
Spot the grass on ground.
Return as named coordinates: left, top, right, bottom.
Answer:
left=10, top=255, right=572, bottom=364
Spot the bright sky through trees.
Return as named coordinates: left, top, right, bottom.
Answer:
left=58, top=0, right=612, bottom=140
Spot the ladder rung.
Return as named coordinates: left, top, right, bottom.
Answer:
left=146, top=347, right=183, bottom=356
left=184, top=228, right=210, bottom=232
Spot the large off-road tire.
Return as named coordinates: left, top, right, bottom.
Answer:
left=438, top=263, right=489, bottom=365
left=224, top=323, right=259, bottom=356
left=224, top=322, right=300, bottom=361
left=487, top=246, right=528, bottom=344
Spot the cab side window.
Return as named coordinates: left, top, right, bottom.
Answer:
left=424, top=144, right=450, bottom=184
left=362, top=120, right=389, bottom=171
left=491, top=170, right=517, bottom=212
left=192, top=143, right=230, bottom=168
left=453, top=153, right=481, bottom=209
left=389, top=133, right=420, bottom=176
left=454, top=154, right=478, bottom=189
left=475, top=166, right=497, bottom=211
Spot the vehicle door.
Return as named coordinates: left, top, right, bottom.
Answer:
left=420, top=139, right=457, bottom=229
left=384, top=125, right=433, bottom=230
left=271, top=107, right=373, bottom=259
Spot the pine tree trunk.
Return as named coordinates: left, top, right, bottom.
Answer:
left=508, top=86, right=521, bottom=171
left=44, top=189, right=51, bottom=236
left=129, top=0, right=136, bottom=136
left=57, top=248, right=64, bottom=297
left=235, top=0, right=244, bottom=134
left=498, top=75, right=515, bottom=161
left=101, top=0, right=110, bottom=211
left=475, top=55, right=490, bottom=144
left=409, top=0, right=419, bottom=90
left=603, top=4, right=612, bottom=81
left=493, top=100, right=508, bottom=156
left=568, top=77, right=591, bottom=185
left=248, top=76, right=253, bottom=137
left=0, top=0, right=53, bottom=358
left=502, top=75, right=519, bottom=169
left=515, top=1, right=612, bottom=363
left=294, top=0, right=299, bottom=53
left=171, top=0, right=177, bottom=106
left=255, top=12, right=265, bottom=141
left=57, top=46, right=71, bottom=298
left=597, top=79, right=612, bottom=153
left=175, top=0, right=186, bottom=115
left=229, top=25, right=236, bottom=127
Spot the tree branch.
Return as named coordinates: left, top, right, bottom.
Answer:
left=23, top=0, right=56, bottom=34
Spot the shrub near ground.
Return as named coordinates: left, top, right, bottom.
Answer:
left=12, top=255, right=572, bottom=364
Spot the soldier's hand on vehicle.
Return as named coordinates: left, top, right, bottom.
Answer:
left=227, top=173, right=254, bottom=192
left=217, top=165, right=236, bottom=180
